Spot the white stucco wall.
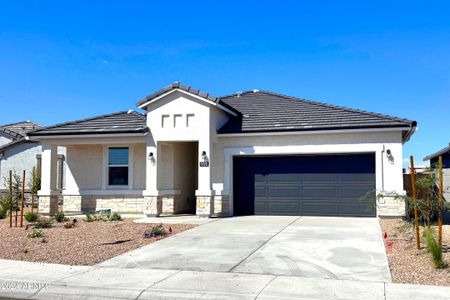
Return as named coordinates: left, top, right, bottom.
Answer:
left=63, top=142, right=146, bottom=194
left=444, top=168, right=450, bottom=201
left=0, top=143, right=41, bottom=189
left=133, top=143, right=146, bottom=190
left=0, top=135, right=12, bottom=147
left=144, top=90, right=230, bottom=196
left=65, top=144, right=103, bottom=191
left=212, top=131, right=404, bottom=193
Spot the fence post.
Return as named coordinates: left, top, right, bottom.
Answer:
left=438, top=155, right=443, bottom=247
left=410, top=155, right=420, bottom=249
left=20, top=170, right=25, bottom=227
left=9, top=170, right=12, bottom=228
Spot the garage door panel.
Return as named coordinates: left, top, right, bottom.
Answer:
left=302, top=202, right=338, bottom=215
left=339, top=173, right=375, bottom=184
left=268, top=187, right=301, bottom=197
left=302, top=186, right=337, bottom=198
left=254, top=174, right=266, bottom=182
left=267, top=201, right=300, bottom=215
left=233, top=154, right=376, bottom=217
left=339, top=186, right=375, bottom=198
left=254, top=187, right=266, bottom=197
left=303, top=173, right=338, bottom=184
left=267, top=173, right=301, bottom=183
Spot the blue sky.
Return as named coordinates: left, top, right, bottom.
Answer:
left=1, top=1, right=449, bottom=167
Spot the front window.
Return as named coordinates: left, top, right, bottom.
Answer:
left=108, top=147, right=129, bottom=186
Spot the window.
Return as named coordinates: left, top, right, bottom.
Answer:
left=108, top=147, right=129, bottom=186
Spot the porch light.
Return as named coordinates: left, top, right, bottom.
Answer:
left=386, top=149, right=394, bottom=164
left=201, top=151, right=208, bottom=162
left=148, top=152, right=156, bottom=166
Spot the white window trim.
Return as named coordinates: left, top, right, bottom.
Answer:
left=103, top=145, right=134, bottom=190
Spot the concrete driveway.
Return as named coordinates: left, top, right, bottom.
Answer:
left=99, top=216, right=391, bottom=282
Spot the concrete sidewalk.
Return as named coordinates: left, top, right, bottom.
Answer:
left=0, top=260, right=449, bottom=300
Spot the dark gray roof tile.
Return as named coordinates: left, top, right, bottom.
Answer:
left=218, top=90, right=416, bottom=138
left=136, top=82, right=218, bottom=107
left=28, top=111, right=148, bottom=136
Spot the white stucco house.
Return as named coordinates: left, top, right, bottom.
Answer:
left=0, top=121, right=65, bottom=192
left=0, top=121, right=42, bottom=189
left=27, top=82, right=416, bottom=218
left=424, top=143, right=450, bottom=201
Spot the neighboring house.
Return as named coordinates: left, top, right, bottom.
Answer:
left=27, top=82, right=417, bottom=218
left=423, top=143, right=450, bottom=201
left=0, top=121, right=65, bottom=191
left=0, top=121, right=42, bottom=189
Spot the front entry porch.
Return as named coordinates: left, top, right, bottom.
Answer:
left=37, top=139, right=230, bottom=218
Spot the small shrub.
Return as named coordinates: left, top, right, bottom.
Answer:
left=84, top=214, right=94, bottom=222
left=25, top=211, right=39, bottom=222
left=423, top=228, right=445, bottom=269
left=54, top=211, right=66, bottom=223
left=41, top=238, right=48, bottom=243
left=144, top=223, right=166, bottom=238
left=0, top=198, right=11, bottom=219
left=109, top=213, right=122, bottom=221
left=22, top=248, right=29, bottom=254
left=27, top=228, right=44, bottom=238
left=84, top=213, right=108, bottom=222
left=34, top=217, right=53, bottom=228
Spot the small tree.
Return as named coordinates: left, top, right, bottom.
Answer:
left=28, top=166, right=41, bottom=212
left=0, top=171, right=22, bottom=219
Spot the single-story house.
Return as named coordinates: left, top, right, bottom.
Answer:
left=27, top=82, right=416, bottom=218
left=1, top=121, right=41, bottom=189
left=423, top=143, right=450, bottom=201
left=0, top=121, right=65, bottom=191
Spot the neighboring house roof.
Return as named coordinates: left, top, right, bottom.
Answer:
left=423, top=143, right=450, bottom=161
left=0, top=120, right=41, bottom=153
left=0, top=126, right=23, bottom=140
left=27, top=111, right=148, bottom=137
left=2, top=121, right=42, bottom=136
left=218, top=90, right=416, bottom=141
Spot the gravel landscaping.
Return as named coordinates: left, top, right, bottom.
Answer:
left=380, top=218, right=450, bottom=286
left=0, top=216, right=196, bottom=265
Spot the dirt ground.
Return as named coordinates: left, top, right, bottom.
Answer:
left=0, top=216, right=196, bottom=265
left=380, top=218, right=450, bottom=286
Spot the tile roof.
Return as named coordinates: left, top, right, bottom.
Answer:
left=218, top=90, right=416, bottom=139
left=26, top=83, right=416, bottom=141
left=0, top=126, right=23, bottom=140
left=27, top=111, right=148, bottom=136
left=136, top=82, right=219, bottom=107
left=2, top=121, right=42, bottom=135
left=423, top=143, right=450, bottom=161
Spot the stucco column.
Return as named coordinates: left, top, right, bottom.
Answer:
left=196, top=139, right=214, bottom=217
left=143, top=136, right=161, bottom=217
left=38, top=144, right=59, bottom=215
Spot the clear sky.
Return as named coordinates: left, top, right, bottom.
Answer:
left=1, top=1, right=449, bottom=167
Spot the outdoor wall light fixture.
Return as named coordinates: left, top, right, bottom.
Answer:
left=386, top=149, right=394, bottom=164
left=200, top=150, right=209, bottom=167
left=0, top=152, right=3, bottom=160
left=148, top=152, right=156, bottom=166
left=201, top=151, right=208, bottom=162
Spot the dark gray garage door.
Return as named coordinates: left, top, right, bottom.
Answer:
left=233, top=154, right=376, bottom=217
